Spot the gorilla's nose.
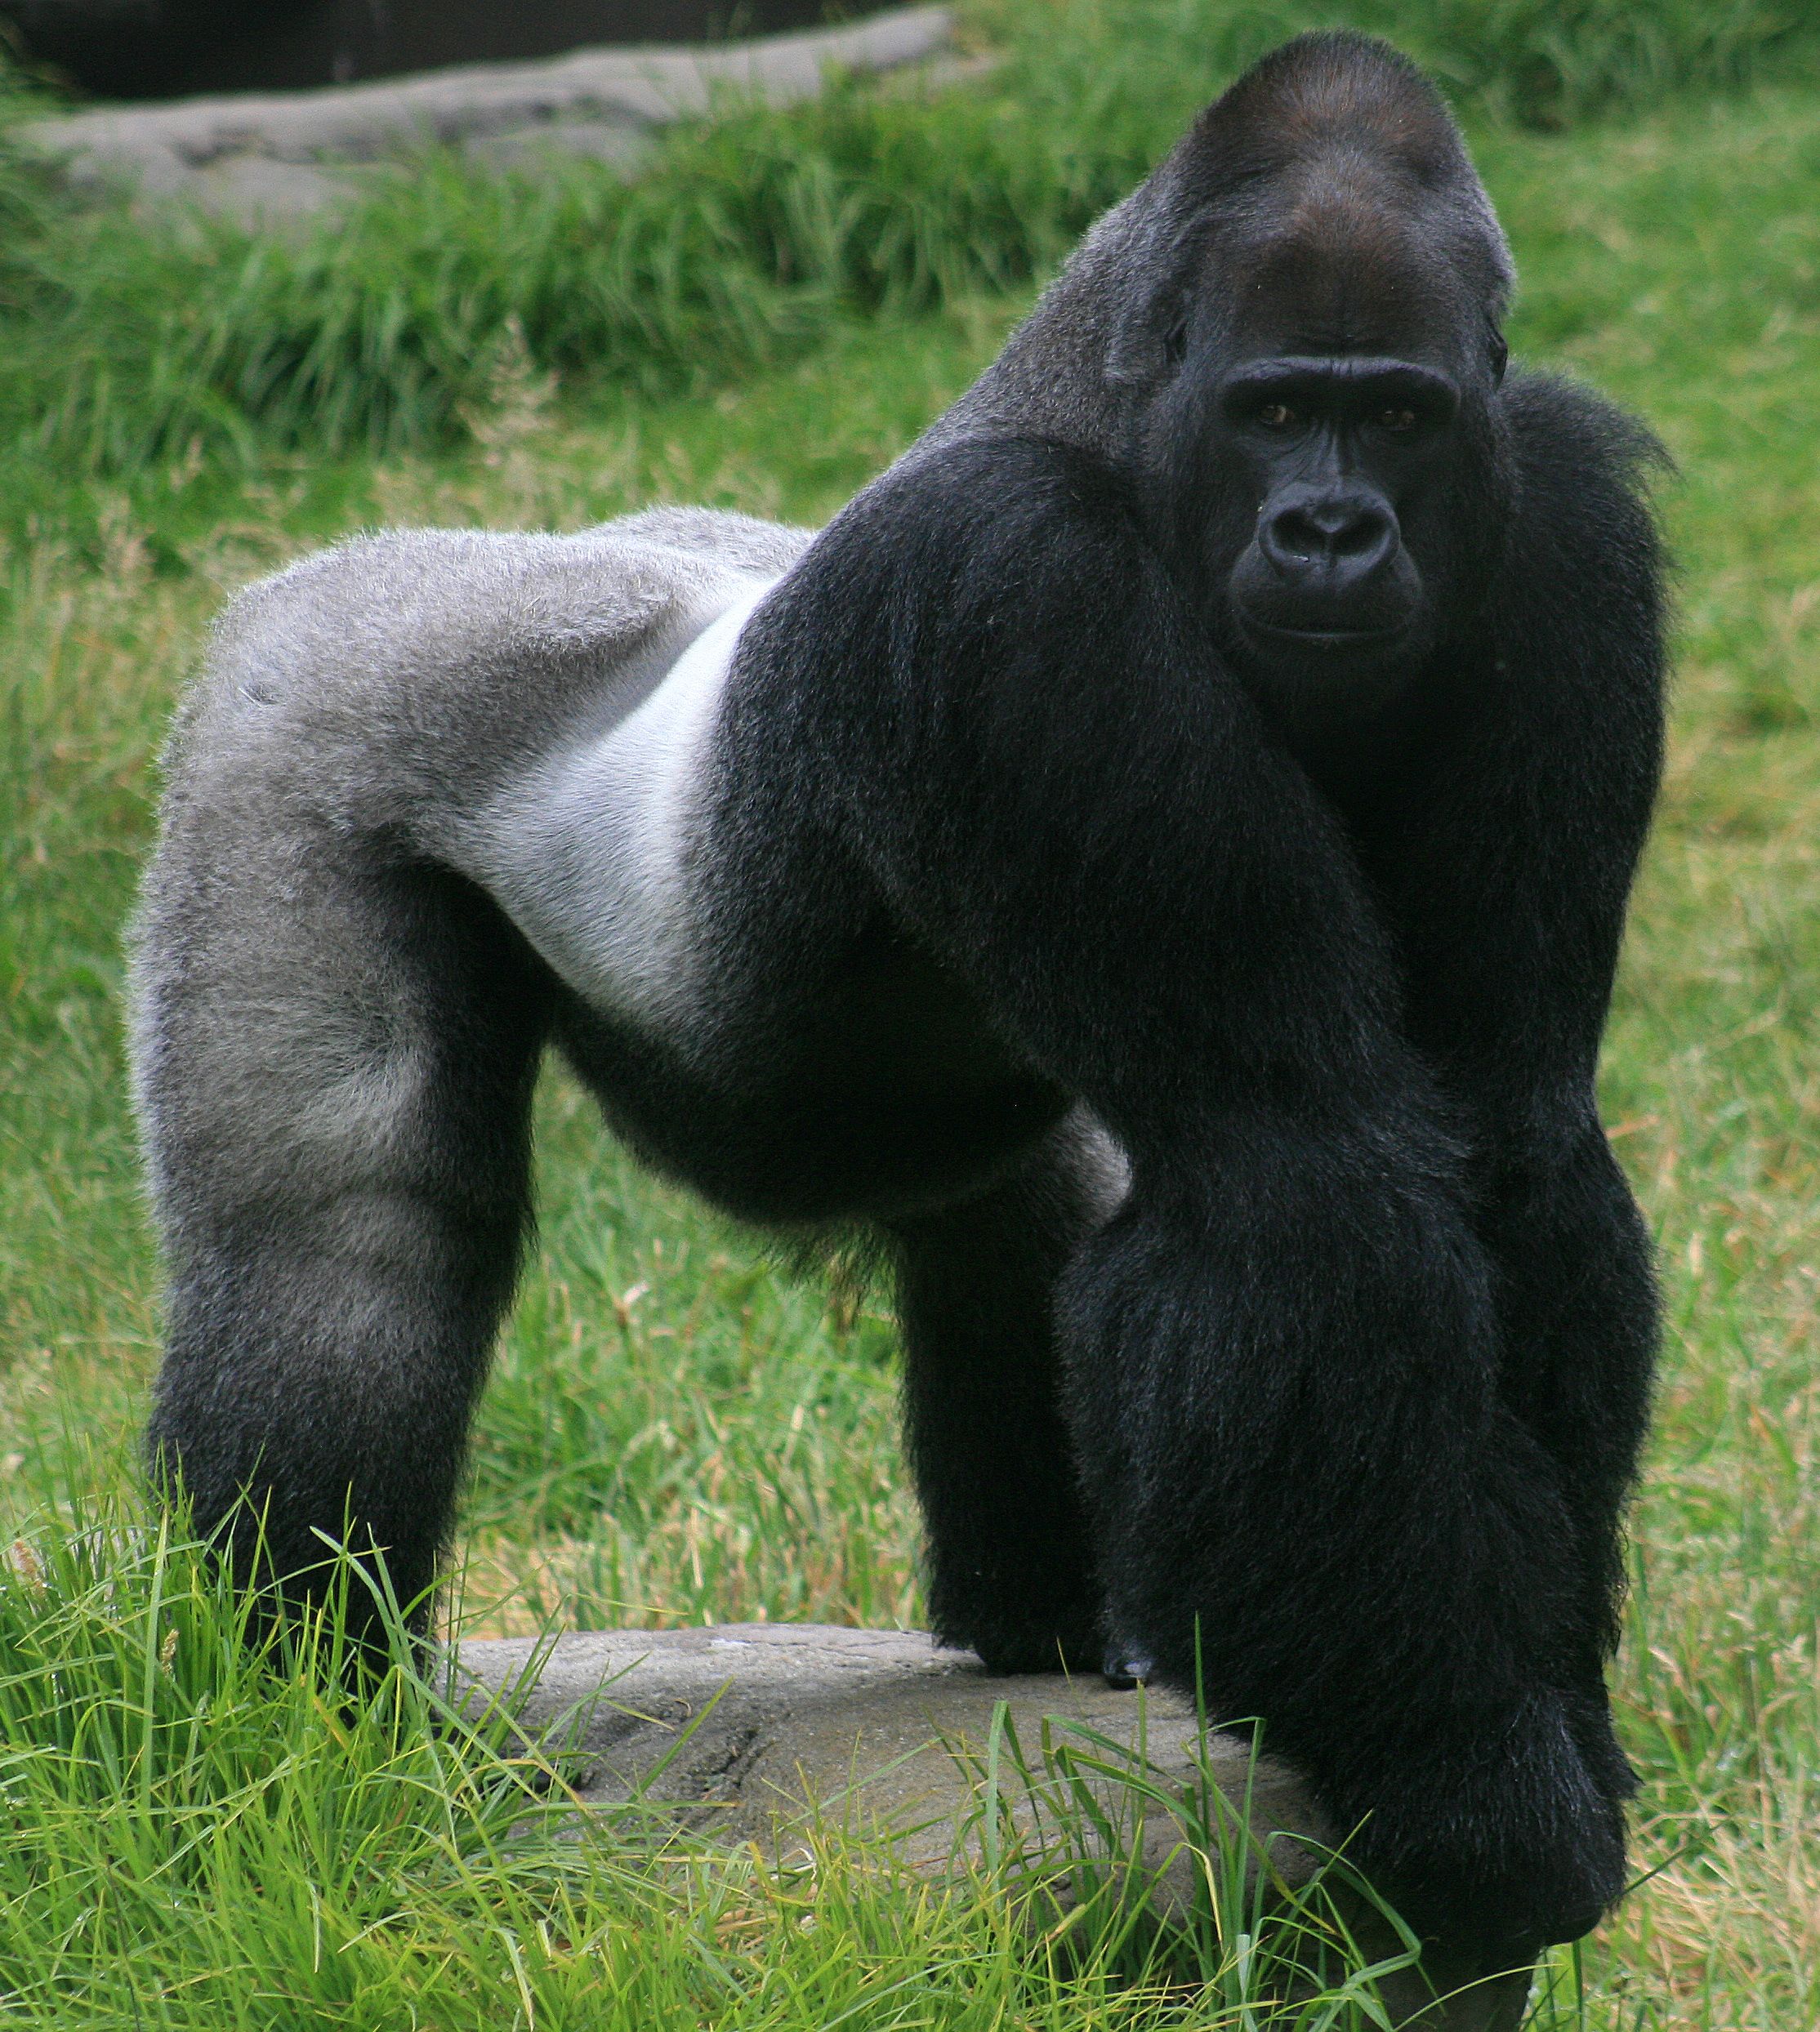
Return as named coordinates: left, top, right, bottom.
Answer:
left=1259, top=487, right=1398, bottom=597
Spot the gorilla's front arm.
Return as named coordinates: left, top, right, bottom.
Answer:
left=1361, top=372, right=1665, bottom=1805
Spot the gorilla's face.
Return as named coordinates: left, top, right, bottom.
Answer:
left=1141, top=185, right=1513, bottom=738
left=1215, top=350, right=1461, bottom=680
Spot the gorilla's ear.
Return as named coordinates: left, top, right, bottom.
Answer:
left=1488, top=322, right=1509, bottom=386
left=1104, top=190, right=1200, bottom=389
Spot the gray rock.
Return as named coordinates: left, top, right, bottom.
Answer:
left=18, top=6, right=954, bottom=227
left=457, top=1624, right=1533, bottom=2031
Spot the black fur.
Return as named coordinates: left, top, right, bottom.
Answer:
left=135, top=33, right=1665, bottom=1964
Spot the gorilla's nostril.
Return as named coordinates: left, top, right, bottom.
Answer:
left=1269, top=509, right=1323, bottom=563
left=1330, top=506, right=1393, bottom=558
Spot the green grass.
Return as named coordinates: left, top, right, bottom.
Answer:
left=3, top=30, right=1820, bottom=2032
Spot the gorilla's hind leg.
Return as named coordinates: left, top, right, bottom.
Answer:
left=883, top=1112, right=1122, bottom=1675
left=136, top=839, right=552, bottom=1647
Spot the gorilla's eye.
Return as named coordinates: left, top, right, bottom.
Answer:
left=1256, top=401, right=1298, bottom=429
left=1378, top=407, right=1419, bottom=433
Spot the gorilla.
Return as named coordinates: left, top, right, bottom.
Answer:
left=131, top=33, right=1665, bottom=1965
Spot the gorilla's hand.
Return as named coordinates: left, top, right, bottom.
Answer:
left=1340, top=1687, right=1632, bottom=1959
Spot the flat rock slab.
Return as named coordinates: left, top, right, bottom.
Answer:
left=458, top=1624, right=1532, bottom=2031
left=19, top=6, right=956, bottom=226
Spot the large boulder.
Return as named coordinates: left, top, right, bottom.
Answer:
left=458, top=1624, right=1534, bottom=2032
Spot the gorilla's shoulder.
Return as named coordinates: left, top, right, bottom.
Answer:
left=818, top=434, right=1149, bottom=603
left=877, top=433, right=1140, bottom=521
left=1499, top=370, right=1667, bottom=615
left=1502, top=371, right=1668, bottom=529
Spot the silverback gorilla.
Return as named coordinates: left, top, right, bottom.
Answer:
left=132, top=33, right=1665, bottom=1963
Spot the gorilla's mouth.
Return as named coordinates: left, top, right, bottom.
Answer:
left=1242, top=617, right=1406, bottom=648
left=1234, top=611, right=1414, bottom=667
left=1220, top=556, right=1423, bottom=666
